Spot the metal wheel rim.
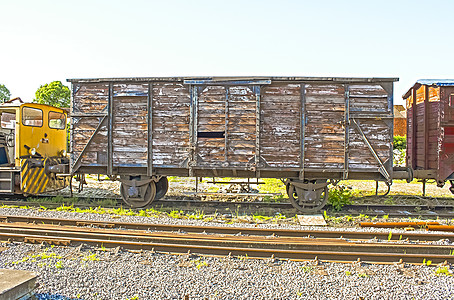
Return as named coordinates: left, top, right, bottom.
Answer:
left=287, top=184, right=328, bottom=213
left=155, top=177, right=169, bottom=200
left=121, top=181, right=156, bottom=208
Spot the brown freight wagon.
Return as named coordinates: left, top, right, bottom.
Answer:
left=404, top=79, right=454, bottom=191
left=68, top=77, right=398, bottom=212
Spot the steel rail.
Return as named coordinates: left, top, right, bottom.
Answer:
left=0, top=223, right=453, bottom=264
left=1, top=215, right=454, bottom=242
left=427, top=225, right=454, bottom=232
left=360, top=221, right=440, bottom=228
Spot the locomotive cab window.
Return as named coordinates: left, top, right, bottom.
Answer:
left=49, top=111, right=66, bottom=130
left=22, top=107, right=43, bottom=127
left=1, top=113, right=16, bottom=129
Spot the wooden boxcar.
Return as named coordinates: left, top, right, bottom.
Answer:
left=404, top=80, right=454, bottom=188
left=68, top=77, right=397, bottom=212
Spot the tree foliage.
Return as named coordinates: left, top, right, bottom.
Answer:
left=393, top=135, right=407, bottom=150
left=34, top=81, right=70, bottom=108
left=0, top=84, right=11, bottom=103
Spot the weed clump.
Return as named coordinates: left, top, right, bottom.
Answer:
left=328, top=185, right=352, bottom=211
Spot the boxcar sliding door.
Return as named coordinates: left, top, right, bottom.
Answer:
left=187, top=80, right=269, bottom=171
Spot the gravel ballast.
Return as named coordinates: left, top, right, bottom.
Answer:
left=1, top=207, right=454, bottom=299
left=1, top=242, right=453, bottom=300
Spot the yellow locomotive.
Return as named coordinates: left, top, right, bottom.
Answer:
left=0, top=99, right=69, bottom=195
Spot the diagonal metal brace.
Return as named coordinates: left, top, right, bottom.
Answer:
left=72, top=115, right=108, bottom=173
left=351, top=118, right=391, bottom=183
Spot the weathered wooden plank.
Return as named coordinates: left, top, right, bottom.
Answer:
left=113, top=83, right=148, bottom=97
left=306, top=84, right=344, bottom=96
left=349, top=84, right=387, bottom=96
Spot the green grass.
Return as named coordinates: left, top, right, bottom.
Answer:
left=55, top=261, right=64, bottom=269
left=301, top=266, right=314, bottom=273
left=435, top=267, right=452, bottom=276
left=257, top=178, right=286, bottom=195
left=27, top=196, right=118, bottom=207
left=82, top=251, right=99, bottom=262
left=10, top=248, right=62, bottom=265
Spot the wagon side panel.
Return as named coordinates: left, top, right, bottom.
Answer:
left=71, top=83, right=109, bottom=170
left=438, top=86, right=454, bottom=181
left=304, top=83, right=345, bottom=170
left=348, top=83, right=393, bottom=177
left=152, top=83, right=191, bottom=167
left=112, top=83, right=149, bottom=167
left=71, top=81, right=192, bottom=173
left=406, top=85, right=440, bottom=173
left=415, top=85, right=427, bottom=169
left=260, top=83, right=301, bottom=168
left=428, top=87, right=440, bottom=170
left=226, top=86, right=257, bottom=167
left=405, top=92, right=413, bottom=168
left=196, top=85, right=227, bottom=166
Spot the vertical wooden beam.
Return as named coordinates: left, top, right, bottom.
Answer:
left=224, top=86, right=229, bottom=163
left=424, top=86, right=429, bottom=170
left=383, top=82, right=394, bottom=174
left=107, top=83, right=113, bottom=176
left=189, top=85, right=194, bottom=155
left=147, top=82, right=153, bottom=176
left=343, top=84, right=350, bottom=180
left=188, top=85, right=198, bottom=176
left=299, top=83, right=306, bottom=180
left=254, top=85, right=261, bottom=172
left=193, top=86, right=199, bottom=164
left=70, top=83, right=76, bottom=172
left=412, top=87, right=417, bottom=168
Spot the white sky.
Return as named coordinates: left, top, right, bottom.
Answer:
left=1, top=0, right=453, bottom=105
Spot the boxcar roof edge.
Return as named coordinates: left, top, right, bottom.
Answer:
left=403, top=79, right=454, bottom=98
left=67, top=76, right=399, bottom=84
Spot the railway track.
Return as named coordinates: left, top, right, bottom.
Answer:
left=1, top=215, right=453, bottom=264
left=1, top=194, right=454, bottom=218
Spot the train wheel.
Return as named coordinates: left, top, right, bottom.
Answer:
left=287, top=180, right=328, bottom=213
left=120, top=176, right=156, bottom=208
left=155, top=176, right=169, bottom=200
